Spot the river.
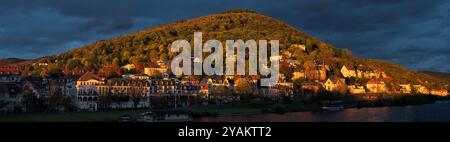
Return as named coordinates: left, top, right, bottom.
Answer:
left=195, top=101, right=450, bottom=122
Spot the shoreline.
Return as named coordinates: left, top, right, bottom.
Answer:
left=0, top=95, right=448, bottom=122
left=190, top=95, right=450, bottom=117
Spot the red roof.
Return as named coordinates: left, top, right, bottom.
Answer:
left=78, top=72, right=104, bottom=81
left=0, top=65, right=20, bottom=75
left=373, top=70, right=385, bottom=73
left=181, top=76, right=200, bottom=83
left=342, top=65, right=355, bottom=70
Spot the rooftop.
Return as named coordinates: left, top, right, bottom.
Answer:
left=78, top=72, right=104, bottom=81
left=0, top=65, right=20, bottom=75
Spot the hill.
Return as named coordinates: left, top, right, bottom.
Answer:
left=16, top=9, right=448, bottom=89
left=420, top=71, right=450, bottom=83
left=0, top=58, right=29, bottom=66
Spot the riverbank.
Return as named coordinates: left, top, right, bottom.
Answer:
left=0, top=104, right=314, bottom=122
left=190, top=94, right=448, bottom=117
left=196, top=100, right=450, bottom=122
left=0, top=94, right=447, bottom=122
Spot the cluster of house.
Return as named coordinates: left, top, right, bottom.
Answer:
left=1, top=55, right=449, bottom=112
left=0, top=66, right=21, bottom=83
left=66, top=58, right=297, bottom=111
left=1, top=60, right=290, bottom=112
left=1, top=65, right=25, bottom=112
left=293, top=62, right=449, bottom=96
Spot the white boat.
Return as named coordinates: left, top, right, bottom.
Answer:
left=137, top=111, right=193, bottom=122
left=321, top=101, right=344, bottom=111
left=321, top=106, right=344, bottom=111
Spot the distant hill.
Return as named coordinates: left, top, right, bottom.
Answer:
left=17, top=9, right=448, bottom=89
left=420, top=71, right=450, bottom=83
left=0, top=58, right=29, bottom=66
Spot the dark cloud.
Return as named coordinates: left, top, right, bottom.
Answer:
left=0, top=0, right=449, bottom=72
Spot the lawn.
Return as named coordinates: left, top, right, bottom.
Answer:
left=0, top=106, right=264, bottom=122
left=0, top=110, right=146, bottom=122
left=0, top=104, right=305, bottom=122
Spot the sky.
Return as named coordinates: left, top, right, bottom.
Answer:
left=0, top=0, right=449, bottom=72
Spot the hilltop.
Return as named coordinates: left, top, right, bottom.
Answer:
left=0, top=58, right=29, bottom=66
left=420, top=71, right=450, bottom=83
left=14, top=9, right=448, bottom=89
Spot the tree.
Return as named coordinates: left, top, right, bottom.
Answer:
left=64, top=58, right=82, bottom=75
left=21, top=89, right=44, bottom=112
left=134, top=62, right=146, bottom=74
left=98, top=92, right=112, bottom=110
left=342, top=49, right=352, bottom=58
left=112, top=95, right=129, bottom=109
left=346, top=77, right=357, bottom=85
left=66, top=58, right=82, bottom=70
left=293, top=79, right=305, bottom=95
left=44, top=80, right=75, bottom=112
left=21, top=66, right=31, bottom=78
left=99, top=64, right=123, bottom=78
left=82, top=60, right=94, bottom=72
left=148, top=50, right=159, bottom=63
left=112, top=57, right=121, bottom=66
left=150, top=96, right=168, bottom=109
left=280, top=63, right=294, bottom=81
left=234, top=78, right=252, bottom=95
left=305, top=38, right=316, bottom=53
left=304, top=60, right=316, bottom=81
left=130, top=81, right=146, bottom=108
left=43, top=64, right=62, bottom=78
left=47, top=80, right=64, bottom=111
left=333, top=81, right=348, bottom=96
left=160, top=54, right=168, bottom=61
left=39, top=68, right=49, bottom=78
left=61, top=96, right=75, bottom=112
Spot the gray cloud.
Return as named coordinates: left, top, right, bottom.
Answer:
left=0, top=0, right=449, bottom=72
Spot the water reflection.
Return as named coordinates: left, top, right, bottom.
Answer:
left=195, top=101, right=450, bottom=122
